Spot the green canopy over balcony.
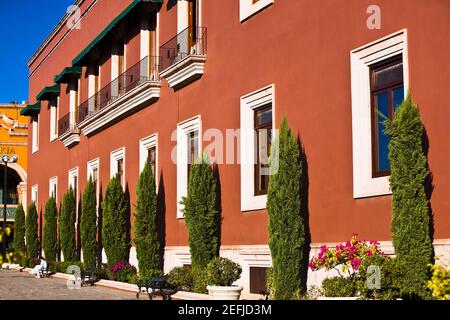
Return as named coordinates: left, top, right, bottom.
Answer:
left=54, top=66, right=82, bottom=83
left=36, top=83, right=61, bottom=101
left=20, top=101, right=41, bottom=116
left=72, top=0, right=163, bottom=67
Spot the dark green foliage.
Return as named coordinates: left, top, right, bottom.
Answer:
left=321, top=276, right=361, bottom=297
left=25, top=203, right=39, bottom=259
left=43, top=197, right=58, bottom=261
left=192, top=268, right=208, bottom=294
left=166, top=266, right=195, bottom=291
left=50, top=261, right=85, bottom=274
left=267, top=117, right=306, bottom=300
left=13, top=204, right=26, bottom=254
left=134, top=158, right=160, bottom=274
left=205, top=257, right=242, bottom=286
left=60, top=188, right=77, bottom=262
left=81, top=178, right=98, bottom=268
left=102, top=175, right=130, bottom=265
left=385, top=93, right=433, bottom=299
left=180, top=154, right=219, bottom=271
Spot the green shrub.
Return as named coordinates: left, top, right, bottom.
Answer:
left=43, top=197, right=58, bottom=261
left=102, top=175, right=130, bottom=265
left=321, top=276, right=361, bottom=297
left=108, top=261, right=137, bottom=283
left=180, top=154, right=219, bottom=271
left=25, top=203, right=39, bottom=259
left=134, top=158, right=160, bottom=274
left=205, top=257, right=242, bottom=287
left=80, top=178, right=98, bottom=268
left=93, top=267, right=109, bottom=280
left=427, top=258, right=450, bottom=300
left=60, top=188, right=77, bottom=262
left=267, top=118, right=306, bottom=300
left=13, top=204, right=26, bottom=255
left=166, top=266, right=195, bottom=291
left=50, top=261, right=85, bottom=274
left=265, top=267, right=275, bottom=299
left=192, top=268, right=208, bottom=294
left=385, top=93, right=433, bottom=299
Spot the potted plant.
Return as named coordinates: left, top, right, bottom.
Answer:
left=206, top=257, right=243, bottom=300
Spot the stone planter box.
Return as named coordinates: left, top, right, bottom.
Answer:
left=207, top=286, right=243, bottom=300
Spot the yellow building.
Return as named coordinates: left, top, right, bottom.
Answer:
left=0, top=103, right=28, bottom=223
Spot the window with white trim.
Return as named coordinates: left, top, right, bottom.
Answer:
left=240, top=0, right=274, bottom=22
left=240, top=84, right=275, bottom=211
left=69, top=167, right=79, bottom=227
left=350, top=29, right=409, bottom=198
left=110, top=148, right=125, bottom=189
left=176, top=116, right=201, bottom=218
left=139, top=134, right=158, bottom=184
left=87, top=158, right=100, bottom=215
left=49, top=97, right=59, bottom=141
left=32, top=114, right=39, bottom=153
left=49, top=177, right=57, bottom=199
left=31, top=185, right=38, bottom=207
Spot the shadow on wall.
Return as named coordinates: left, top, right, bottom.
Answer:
left=167, top=0, right=177, bottom=10
left=213, top=164, right=222, bottom=257
left=157, top=173, right=166, bottom=270
left=298, top=135, right=311, bottom=293
left=124, top=184, right=132, bottom=263
left=422, top=126, right=435, bottom=260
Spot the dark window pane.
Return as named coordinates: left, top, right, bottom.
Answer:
left=148, top=147, right=156, bottom=178
left=372, top=62, right=403, bottom=90
left=393, top=87, right=404, bottom=111
left=375, top=92, right=390, bottom=172
left=250, top=267, right=268, bottom=294
left=255, top=107, right=272, bottom=127
left=254, top=105, right=272, bottom=195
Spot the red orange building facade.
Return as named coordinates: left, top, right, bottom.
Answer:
left=24, top=0, right=450, bottom=298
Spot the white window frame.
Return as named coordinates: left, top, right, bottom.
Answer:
left=240, top=84, right=275, bottom=211
left=240, top=0, right=274, bottom=22
left=139, top=134, right=158, bottom=185
left=87, top=158, right=100, bottom=214
left=176, top=116, right=202, bottom=219
left=110, top=147, right=126, bottom=189
left=69, top=79, right=79, bottom=129
left=31, top=184, right=38, bottom=208
left=49, top=176, right=57, bottom=199
left=32, top=114, right=39, bottom=153
left=69, top=167, right=79, bottom=227
left=350, top=29, right=409, bottom=199
left=49, top=98, right=59, bottom=141
left=177, top=0, right=202, bottom=33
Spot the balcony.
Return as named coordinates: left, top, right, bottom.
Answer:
left=77, top=56, right=161, bottom=136
left=58, top=112, right=80, bottom=148
left=160, top=27, right=207, bottom=90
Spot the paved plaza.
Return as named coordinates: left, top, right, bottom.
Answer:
left=0, top=270, right=144, bottom=300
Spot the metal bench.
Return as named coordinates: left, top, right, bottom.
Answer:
left=81, top=269, right=96, bottom=286
left=136, top=275, right=177, bottom=300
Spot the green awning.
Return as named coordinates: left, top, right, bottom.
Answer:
left=72, top=0, right=163, bottom=67
left=54, top=66, right=82, bottom=83
left=20, top=101, right=41, bottom=116
left=36, top=83, right=60, bottom=101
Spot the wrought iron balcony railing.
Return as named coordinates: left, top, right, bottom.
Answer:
left=77, top=55, right=160, bottom=124
left=160, top=27, right=207, bottom=72
left=58, top=112, right=77, bottom=137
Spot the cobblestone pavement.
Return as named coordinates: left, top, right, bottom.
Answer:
left=0, top=270, right=144, bottom=300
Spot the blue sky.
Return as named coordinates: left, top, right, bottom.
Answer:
left=0, top=0, right=75, bottom=103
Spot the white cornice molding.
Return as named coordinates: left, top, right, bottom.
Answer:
left=160, top=55, right=206, bottom=89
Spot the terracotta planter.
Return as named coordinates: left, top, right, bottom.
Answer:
left=207, top=285, right=243, bottom=300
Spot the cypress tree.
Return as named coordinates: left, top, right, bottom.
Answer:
left=13, top=204, right=26, bottom=254
left=181, top=154, right=218, bottom=271
left=81, top=178, right=98, bottom=269
left=267, top=117, right=305, bottom=300
left=134, top=158, right=160, bottom=274
left=60, top=188, right=77, bottom=261
left=385, top=93, right=433, bottom=299
left=25, top=203, right=39, bottom=259
left=102, top=175, right=130, bottom=265
left=43, top=197, right=58, bottom=261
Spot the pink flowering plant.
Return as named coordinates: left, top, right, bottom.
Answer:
left=109, top=261, right=137, bottom=283
left=309, top=234, right=386, bottom=277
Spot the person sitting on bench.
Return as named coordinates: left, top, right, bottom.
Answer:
left=29, top=257, right=47, bottom=278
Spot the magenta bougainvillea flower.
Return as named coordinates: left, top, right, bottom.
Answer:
left=309, top=234, right=385, bottom=275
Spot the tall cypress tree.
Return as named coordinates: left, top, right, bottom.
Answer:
left=25, top=203, right=39, bottom=259
left=81, top=178, right=98, bottom=269
left=102, top=175, right=130, bottom=265
left=13, top=204, right=26, bottom=255
left=267, top=117, right=305, bottom=300
left=60, top=188, right=77, bottom=261
left=134, top=158, right=160, bottom=274
left=181, top=154, right=218, bottom=271
left=385, top=93, right=433, bottom=299
left=43, top=197, right=58, bottom=261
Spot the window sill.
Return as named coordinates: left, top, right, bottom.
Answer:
left=58, top=128, right=81, bottom=148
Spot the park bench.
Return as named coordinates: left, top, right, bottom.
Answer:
left=81, top=269, right=96, bottom=286
left=136, top=275, right=177, bottom=300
